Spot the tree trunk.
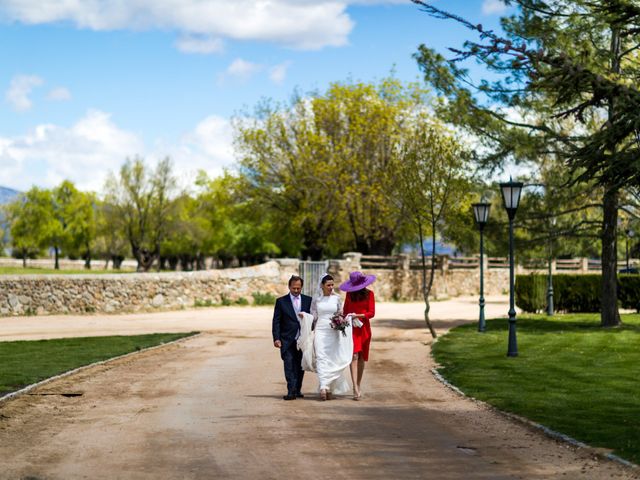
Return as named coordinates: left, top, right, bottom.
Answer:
left=601, top=27, right=621, bottom=327
left=301, top=245, right=323, bottom=261
left=601, top=185, right=620, bottom=326
left=112, top=255, right=124, bottom=269
left=54, top=246, right=60, bottom=270
left=355, top=235, right=395, bottom=256
left=419, top=222, right=437, bottom=339
left=84, top=247, right=91, bottom=270
left=132, top=244, right=157, bottom=272
left=22, top=254, right=27, bottom=268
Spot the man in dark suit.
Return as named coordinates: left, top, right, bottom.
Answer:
left=272, top=275, right=312, bottom=400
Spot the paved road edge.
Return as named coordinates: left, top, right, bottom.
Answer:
left=430, top=368, right=639, bottom=471
left=0, top=332, right=202, bottom=405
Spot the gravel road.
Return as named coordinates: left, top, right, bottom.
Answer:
left=0, top=297, right=636, bottom=479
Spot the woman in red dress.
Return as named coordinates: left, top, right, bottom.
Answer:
left=340, top=271, right=376, bottom=401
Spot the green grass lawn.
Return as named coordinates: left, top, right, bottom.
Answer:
left=432, top=314, right=640, bottom=464
left=0, top=267, right=135, bottom=275
left=0, top=332, right=197, bottom=396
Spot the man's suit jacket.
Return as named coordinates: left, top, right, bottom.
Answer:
left=272, top=293, right=312, bottom=349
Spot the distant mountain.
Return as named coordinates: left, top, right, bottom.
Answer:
left=0, top=186, right=20, bottom=204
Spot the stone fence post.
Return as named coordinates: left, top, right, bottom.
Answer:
left=397, top=253, right=411, bottom=271
left=342, top=252, right=362, bottom=270
left=440, top=255, right=449, bottom=275
left=581, top=257, right=589, bottom=273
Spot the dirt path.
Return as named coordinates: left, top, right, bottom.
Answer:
left=0, top=297, right=637, bottom=479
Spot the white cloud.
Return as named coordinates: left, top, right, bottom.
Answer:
left=0, top=0, right=373, bottom=50
left=167, top=115, right=235, bottom=181
left=0, top=111, right=235, bottom=193
left=0, top=110, right=144, bottom=192
left=175, top=34, right=224, bottom=54
left=269, top=61, right=292, bottom=85
left=5, top=74, right=43, bottom=112
left=219, top=58, right=264, bottom=84
left=47, top=87, right=72, bottom=101
left=482, top=0, right=508, bottom=15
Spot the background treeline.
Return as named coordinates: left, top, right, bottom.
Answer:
left=1, top=77, right=637, bottom=272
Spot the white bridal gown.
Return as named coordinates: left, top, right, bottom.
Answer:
left=311, top=294, right=353, bottom=394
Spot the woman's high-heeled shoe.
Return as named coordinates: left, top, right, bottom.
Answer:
left=320, top=389, right=327, bottom=401
left=353, top=388, right=361, bottom=401
left=326, top=391, right=333, bottom=400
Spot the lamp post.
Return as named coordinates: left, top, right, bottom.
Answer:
left=626, top=229, right=634, bottom=271
left=473, top=201, right=491, bottom=332
left=547, top=217, right=556, bottom=316
left=500, top=178, right=524, bottom=357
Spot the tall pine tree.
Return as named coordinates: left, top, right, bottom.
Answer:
left=413, top=0, right=640, bottom=326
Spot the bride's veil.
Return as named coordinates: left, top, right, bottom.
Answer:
left=313, top=274, right=330, bottom=300
left=311, top=273, right=334, bottom=320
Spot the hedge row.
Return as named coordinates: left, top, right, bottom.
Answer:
left=515, top=274, right=640, bottom=313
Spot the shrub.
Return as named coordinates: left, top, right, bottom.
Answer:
left=515, top=274, right=547, bottom=313
left=194, top=298, right=214, bottom=307
left=619, top=275, right=640, bottom=312
left=252, top=292, right=276, bottom=305
left=219, top=294, right=232, bottom=306
left=516, top=274, right=640, bottom=313
left=235, top=297, right=249, bottom=306
left=553, top=275, right=601, bottom=313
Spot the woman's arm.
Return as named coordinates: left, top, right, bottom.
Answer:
left=343, top=292, right=351, bottom=315
left=364, top=290, right=375, bottom=320
left=310, top=297, right=318, bottom=330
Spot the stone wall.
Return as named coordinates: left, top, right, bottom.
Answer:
left=0, top=256, right=508, bottom=316
left=328, top=254, right=508, bottom=301
left=0, top=261, right=298, bottom=316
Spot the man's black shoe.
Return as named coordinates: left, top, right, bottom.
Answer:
left=283, top=394, right=296, bottom=400
left=295, top=392, right=304, bottom=398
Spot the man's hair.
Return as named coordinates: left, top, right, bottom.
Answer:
left=288, top=275, right=304, bottom=287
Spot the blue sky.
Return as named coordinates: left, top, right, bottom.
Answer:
left=0, top=0, right=510, bottom=193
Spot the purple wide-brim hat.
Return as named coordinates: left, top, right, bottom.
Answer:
left=339, top=271, right=376, bottom=292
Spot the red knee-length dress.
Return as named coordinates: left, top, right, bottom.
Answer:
left=343, top=289, right=375, bottom=361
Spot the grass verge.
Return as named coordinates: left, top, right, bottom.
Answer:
left=0, top=332, right=197, bottom=396
left=432, top=314, right=640, bottom=464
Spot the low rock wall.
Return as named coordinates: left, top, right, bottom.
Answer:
left=0, top=261, right=295, bottom=316
left=0, top=258, right=509, bottom=316
left=329, top=266, right=508, bottom=301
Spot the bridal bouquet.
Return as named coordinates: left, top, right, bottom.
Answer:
left=330, top=312, right=350, bottom=337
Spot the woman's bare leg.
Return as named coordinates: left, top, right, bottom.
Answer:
left=357, top=357, right=365, bottom=393
left=350, top=353, right=360, bottom=399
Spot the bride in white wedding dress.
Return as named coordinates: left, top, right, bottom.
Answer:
left=310, top=274, right=353, bottom=400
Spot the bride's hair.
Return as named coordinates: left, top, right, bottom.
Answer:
left=320, top=274, right=334, bottom=285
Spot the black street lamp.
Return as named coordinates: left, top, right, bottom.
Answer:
left=626, top=228, right=635, bottom=271
left=500, top=178, right=524, bottom=357
left=473, top=201, right=491, bottom=332
left=547, top=217, right=556, bottom=316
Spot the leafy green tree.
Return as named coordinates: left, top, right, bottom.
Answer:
left=197, top=172, right=281, bottom=266
left=53, top=180, right=97, bottom=269
left=103, top=157, right=177, bottom=271
left=6, top=188, right=57, bottom=267
left=395, top=119, right=471, bottom=338
left=235, top=97, right=347, bottom=259
left=67, top=190, right=97, bottom=269
left=412, top=0, right=640, bottom=326
left=234, top=78, right=427, bottom=259
left=160, top=192, right=213, bottom=270
left=313, top=79, right=424, bottom=254
left=94, top=199, right=129, bottom=269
